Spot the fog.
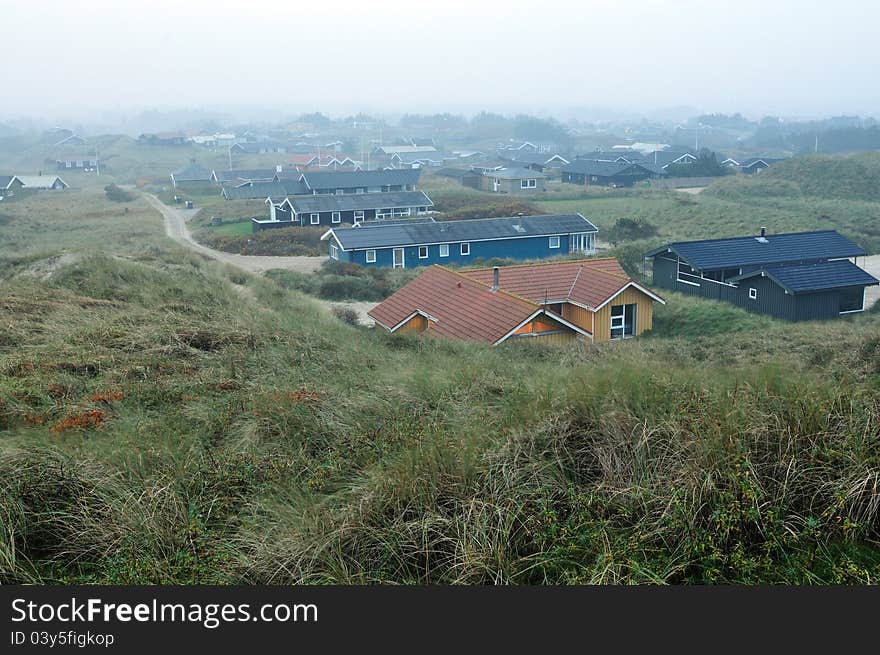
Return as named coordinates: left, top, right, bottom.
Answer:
left=3, top=0, right=879, bottom=123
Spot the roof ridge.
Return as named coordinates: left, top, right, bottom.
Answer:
left=436, top=265, right=540, bottom=308
left=463, top=257, right=619, bottom=273
left=663, top=229, right=841, bottom=247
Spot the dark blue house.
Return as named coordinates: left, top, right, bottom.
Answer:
left=321, top=214, right=599, bottom=269
left=645, top=228, right=878, bottom=321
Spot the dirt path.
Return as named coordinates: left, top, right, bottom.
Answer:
left=142, top=192, right=376, bottom=324
left=861, top=254, right=880, bottom=309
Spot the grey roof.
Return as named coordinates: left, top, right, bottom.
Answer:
left=729, top=260, right=879, bottom=294
left=497, top=151, right=570, bottom=166
left=171, top=163, right=213, bottom=181
left=563, top=159, right=660, bottom=176
left=740, top=157, right=783, bottom=168
left=435, top=167, right=480, bottom=179
left=0, top=175, right=15, bottom=188
left=355, top=217, right=437, bottom=227
left=214, top=168, right=278, bottom=182
left=645, top=230, right=866, bottom=270
left=326, top=213, right=598, bottom=250
left=286, top=191, right=432, bottom=214
left=301, top=168, right=421, bottom=190
left=643, top=150, right=697, bottom=167
left=223, top=180, right=308, bottom=200
left=484, top=167, right=547, bottom=180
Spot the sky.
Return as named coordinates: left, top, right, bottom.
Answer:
left=2, top=0, right=880, bottom=123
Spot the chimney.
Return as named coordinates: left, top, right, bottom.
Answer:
left=760, top=226, right=766, bottom=237
left=491, top=266, right=500, bottom=291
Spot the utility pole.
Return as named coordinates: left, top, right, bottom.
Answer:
left=228, top=145, right=232, bottom=170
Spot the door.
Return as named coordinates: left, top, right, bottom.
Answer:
left=393, top=248, right=405, bottom=269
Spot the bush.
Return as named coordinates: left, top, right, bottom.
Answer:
left=605, top=218, right=659, bottom=245
left=331, top=306, right=360, bottom=325
left=204, top=227, right=324, bottom=256
left=104, top=184, right=135, bottom=203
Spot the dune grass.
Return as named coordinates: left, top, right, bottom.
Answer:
left=1, top=167, right=880, bottom=585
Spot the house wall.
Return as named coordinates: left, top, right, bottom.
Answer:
left=478, top=176, right=545, bottom=194
left=397, top=314, right=429, bottom=335
left=591, top=287, right=655, bottom=341
left=651, top=254, right=850, bottom=321
left=342, top=233, right=577, bottom=268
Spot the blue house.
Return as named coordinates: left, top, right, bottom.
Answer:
left=321, top=213, right=599, bottom=268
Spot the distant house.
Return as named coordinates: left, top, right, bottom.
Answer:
left=54, top=134, right=88, bottom=147
left=56, top=157, right=99, bottom=171
left=138, top=132, right=188, bottom=146
left=295, top=169, right=421, bottom=195
left=170, top=163, right=213, bottom=189
left=320, top=213, right=599, bottom=268
left=189, top=133, right=237, bottom=147
left=739, top=157, right=782, bottom=174
left=497, top=151, right=570, bottom=171
left=221, top=179, right=309, bottom=201
left=390, top=152, right=450, bottom=169
left=368, top=258, right=664, bottom=344
left=0, top=175, right=24, bottom=197
left=477, top=167, right=547, bottom=194
left=256, top=190, right=434, bottom=230
left=211, top=168, right=281, bottom=185
left=16, top=175, right=69, bottom=190
left=643, top=150, right=698, bottom=170
left=229, top=141, right=297, bottom=154
left=644, top=228, right=878, bottom=321
left=435, top=167, right=483, bottom=189
left=561, top=159, right=659, bottom=187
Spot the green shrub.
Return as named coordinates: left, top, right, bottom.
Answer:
left=104, top=184, right=135, bottom=203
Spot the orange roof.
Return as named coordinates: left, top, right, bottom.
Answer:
left=464, top=258, right=653, bottom=309
left=368, top=266, right=549, bottom=344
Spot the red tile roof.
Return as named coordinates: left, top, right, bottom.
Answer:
left=464, top=258, right=648, bottom=309
left=368, top=266, right=543, bottom=344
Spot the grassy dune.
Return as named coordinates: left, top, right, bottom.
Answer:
left=1, top=185, right=879, bottom=584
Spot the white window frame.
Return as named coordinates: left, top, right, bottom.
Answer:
left=439, top=244, right=449, bottom=258
left=748, top=288, right=757, bottom=300
left=676, top=258, right=702, bottom=287
left=460, top=242, right=470, bottom=256
left=393, top=248, right=405, bottom=269
left=839, top=288, right=866, bottom=314
left=335, top=188, right=344, bottom=195
left=521, top=178, right=537, bottom=189
left=549, top=236, right=560, bottom=249
left=353, top=210, right=365, bottom=222
left=310, top=213, right=320, bottom=225
left=356, top=188, right=365, bottom=194
left=418, top=246, right=429, bottom=259
left=329, top=244, right=339, bottom=260
left=365, top=249, right=376, bottom=263
left=331, top=212, right=341, bottom=224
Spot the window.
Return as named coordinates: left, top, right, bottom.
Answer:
left=310, top=213, right=320, bottom=225
left=439, top=244, right=449, bottom=257
left=356, top=188, right=365, bottom=194
left=331, top=212, right=341, bottom=224
left=677, top=259, right=701, bottom=286
left=365, top=250, right=376, bottom=263
left=376, top=208, right=392, bottom=218
left=520, top=179, right=537, bottom=189
left=549, top=236, right=560, bottom=249
left=353, top=210, right=365, bottom=222
left=335, top=188, right=344, bottom=195
left=610, top=304, right=637, bottom=340
left=839, top=287, right=865, bottom=313
left=329, top=244, right=339, bottom=260
left=417, top=206, right=427, bottom=214
left=418, top=246, right=429, bottom=259
left=748, top=287, right=757, bottom=300
left=460, top=242, right=470, bottom=256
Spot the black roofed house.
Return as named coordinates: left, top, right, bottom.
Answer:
left=56, top=157, right=99, bottom=171
left=138, top=132, right=187, bottom=146
left=740, top=157, right=783, bottom=174
left=254, top=190, right=434, bottom=231
left=298, top=169, right=421, bottom=195
left=478, top=167, right=546, bottom=194
left=229, top=141, right=297, bottom=154
left=561, top=159, right=660, bottom=187
left=221, top=179, right=309, bottom=201
left=644, top=228, right=878, bottom=321
left=0, top=175, right=25, bottom=198
left=320, top=213, right=599, bottom=268
left=211, top=167, right=282, bottom=185
left=435, top=167, right=483, bottom=189
left=16, top=175, right=69, bottom=190
left=644, top=150, right=698, bottom=170
left=170, top=162, right=213, bottom=189
left=497, top=151, right=570, bottom=171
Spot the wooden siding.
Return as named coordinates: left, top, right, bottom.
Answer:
left=507, top=331, right=577, bottom=345
left=559, top=303, right=594, bottom=335
left=592, top=287, right=655, bottom=342
left=397, top=314, right=429, bottom=335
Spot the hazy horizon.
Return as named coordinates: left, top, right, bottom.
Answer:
left=3, top=0, right=880, bottom=125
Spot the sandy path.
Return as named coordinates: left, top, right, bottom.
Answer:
left=142, top=192, right=376, bottom=324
